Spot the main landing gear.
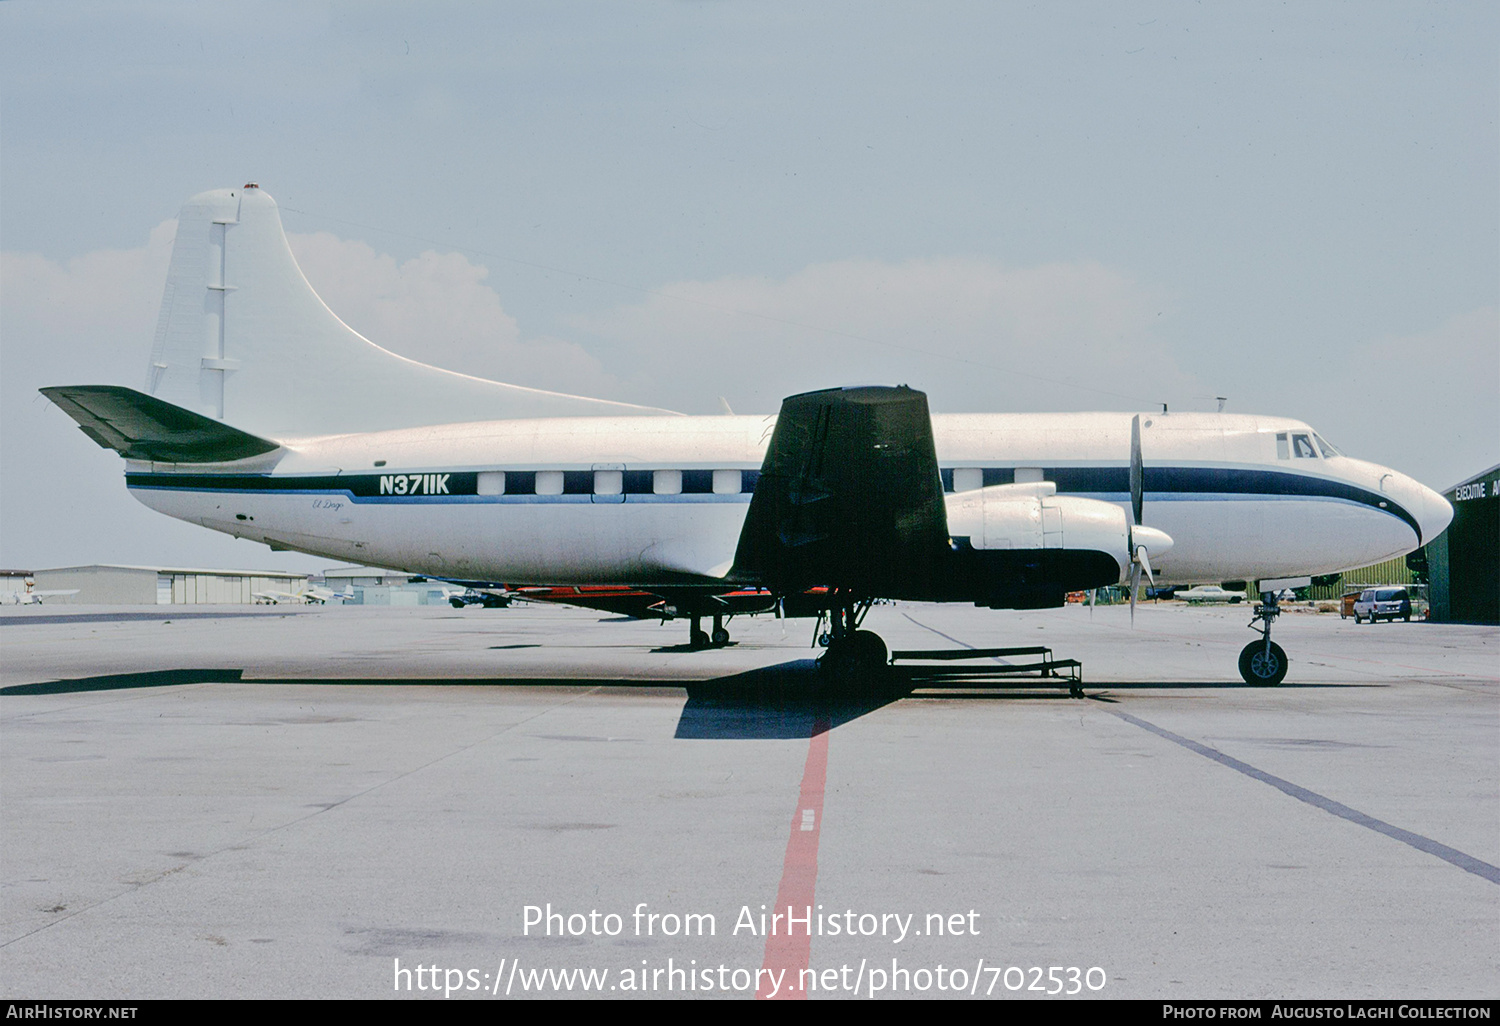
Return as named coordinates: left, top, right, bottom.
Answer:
left=688, top=609, right=731, bottom=649
left=1239, top=592, right=1288, bottom=686
left=815, top=594, right=888, bottom=678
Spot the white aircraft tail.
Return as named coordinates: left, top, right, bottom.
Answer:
left=144, top=184, right=675, bottom=438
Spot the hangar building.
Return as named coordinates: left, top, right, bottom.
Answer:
left=1427, top=464, right=1499, bottom=625
left=30, top=565, right=311, bottom=605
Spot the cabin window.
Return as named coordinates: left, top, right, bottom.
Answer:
left=477, top=471, right=504, bottom=496
left=1275, top=433, right=1290, bottom=459
left=653, top=469, right=682, bottom=495
left=712, top=469, right=741, bottom=494
left=593, top=470, right=622, bottom=495
left=1015, top=467, right=1044, bottom=483
left=952, top=468, right=982, bottom=492
left=535, top=471, right=564, bottom=495
left=1292, top=433, right=1318, bottom=458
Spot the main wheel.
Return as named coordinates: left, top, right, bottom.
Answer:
left=1238, top=640, right=1288, bottom=686
left=817, top=631, right=888, bottom=683
left=851, top=630, right=888, bottom=669
left=690, top=629, right=711, bottom=648
left=711, top=627, right=730, bottom=647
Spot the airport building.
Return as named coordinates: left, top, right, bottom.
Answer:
left=1426, top=464, right=1500, bottom=625
left=319, top=567, right=421, bottom=588
left=318, top=566, right=456, bottom=605
left=29, top=564, right=312, bottom=605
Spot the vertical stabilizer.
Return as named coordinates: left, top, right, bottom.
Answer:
left=145, top=185, right=676, bottom=437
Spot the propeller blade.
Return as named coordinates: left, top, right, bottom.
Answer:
left=1137, top=544, right=1156, bottom=589
left=1129, top=561, right=1140, bottom=626
left=1088, top=587, right=1095, bottom=619
left=1130, top=413, right=1144, bottom=527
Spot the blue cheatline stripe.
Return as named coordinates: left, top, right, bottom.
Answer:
left=1112, top=710, right=1500, bottom=886
left=122, top=463, right=1420, bottom=540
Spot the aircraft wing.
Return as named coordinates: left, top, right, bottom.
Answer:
left=732, top=386, right=949, bottom=597
left=40, top=385, right=280, bottom=463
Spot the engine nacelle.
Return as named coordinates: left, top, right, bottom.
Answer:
left=943, top=482, right=1132, bottom=607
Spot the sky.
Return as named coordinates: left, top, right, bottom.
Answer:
left=2, top=1, right=1496, bottom=573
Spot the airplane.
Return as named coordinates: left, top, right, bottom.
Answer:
left=39, top=185, right=1453, bottom=686
left=2, top=584, right=81, bottom=606
left=251, top=586, right=336, bottom=605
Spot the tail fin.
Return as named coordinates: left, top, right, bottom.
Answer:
left=144, top=184, right=675, bottom=437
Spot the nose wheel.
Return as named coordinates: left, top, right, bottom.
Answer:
left=1239, top=593, right=1289, bottom=685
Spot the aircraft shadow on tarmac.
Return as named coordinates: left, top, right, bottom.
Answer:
left=1, top=668, right=247, bottom=695
left=2, top=665, right=1369, bottom=738
left=670, top=662, right=1178, bottom=738
left=674, top=659, right=904, bottom=738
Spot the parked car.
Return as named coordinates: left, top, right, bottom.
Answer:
left=1352, top=587, right=1411, bottom=623
left=449, top=588, right=512, bottom=609
left=1177, top=585, right=1244, bottom=604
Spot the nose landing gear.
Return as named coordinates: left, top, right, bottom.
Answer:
left=1239, top=593, right=1289, bottom=685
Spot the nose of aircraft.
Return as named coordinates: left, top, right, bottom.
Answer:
left=1415, top=479, right=1454, bottom=545
left=1385, top=470, right=1453, bottom=546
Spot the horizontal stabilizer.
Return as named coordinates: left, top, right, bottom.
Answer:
left=40, top=385, right=280, bottom=463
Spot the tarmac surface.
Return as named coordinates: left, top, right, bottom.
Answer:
left=1, top=599, right=1496, bottom=1000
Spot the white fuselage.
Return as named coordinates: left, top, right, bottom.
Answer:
left=125, top=410, right=1450, bottom=590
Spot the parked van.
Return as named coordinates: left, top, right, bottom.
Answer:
left=1353, top=587, right=1412, bottom=623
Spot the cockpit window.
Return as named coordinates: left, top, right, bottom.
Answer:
left=1314, top=433, right=1342, bottom=458
left=1292, top=433, right=1318, bottom=458
left=1275, top=432, right=1290, bottom=459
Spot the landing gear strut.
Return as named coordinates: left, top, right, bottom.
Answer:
left=688, top=609, right=731, bottom=649
left=1239, top=592, right=1288, bottom=685
left=816, top=592, right=887, bottom=678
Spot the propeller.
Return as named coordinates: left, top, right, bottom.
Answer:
left=1127, top=414, right=1174, bottom=624
left=1130, top=414, right=1144, bottom=528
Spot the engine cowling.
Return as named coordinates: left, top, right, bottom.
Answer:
left=942, top=482, right=1134, bottom=608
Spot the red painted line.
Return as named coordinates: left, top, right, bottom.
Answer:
left=757, top=718, right=830, bottom=1000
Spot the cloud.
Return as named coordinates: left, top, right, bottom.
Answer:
left=568, top=256, right=1197, bottom=413
left=285, top=232, right=618, bottom=395
left=2, top=219, right=177, bottom=385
